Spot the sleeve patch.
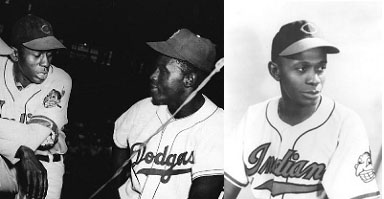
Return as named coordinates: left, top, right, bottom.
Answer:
left=354, top=151, right=376, bottom=183
left=43, top=89, right=64, bottom=108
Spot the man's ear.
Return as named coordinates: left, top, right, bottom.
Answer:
left=183, top=72, right=197, bottom=88
left=268, top=61, right=280, bottom=81
left=9, top=47, right=18, bottom=62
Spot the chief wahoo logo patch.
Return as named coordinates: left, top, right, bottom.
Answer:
left=43, top=89, right=64, bottom=108
left=354, top=151, right=375, bottom=183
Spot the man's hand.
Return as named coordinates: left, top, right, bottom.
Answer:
left=15, top=145, right=48, bottom=199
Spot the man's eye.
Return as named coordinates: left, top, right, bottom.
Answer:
left=318, top=65, right=327, bottom=71
left=297, top=67, right=306, bottom=72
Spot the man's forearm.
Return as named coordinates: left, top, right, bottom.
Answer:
left=189, top=175, right=223, bottom=199
left=112, top=145, right=131, bottom=190
left=0, top=119, right=51, bottom=150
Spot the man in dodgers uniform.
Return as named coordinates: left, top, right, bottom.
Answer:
left=113, top=29, right=223, bottom=199
left=224, top=20, right=380, bottom=199
left=0, top=15, right=71, bottom=199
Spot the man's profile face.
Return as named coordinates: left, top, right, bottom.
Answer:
left=150, top=55, right=186, bottom=105
left=17, top=45, right=52, bottom=85
left=277, top=47, right=327, bottom=106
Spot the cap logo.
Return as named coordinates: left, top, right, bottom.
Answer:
left=41, top=24, right=51, bottom=35
left=300, top=22, right=317, bottom=35
left=169, top=30, right=180, bottom=39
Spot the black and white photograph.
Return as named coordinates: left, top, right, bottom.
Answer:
left=224, top=0, right=382, bottom=198
left=0, top=0, right=383, bottom=199
left=0, top=0, right=223, bottom=198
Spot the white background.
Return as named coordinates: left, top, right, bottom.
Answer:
left=225, top=0, right=382, bottom=198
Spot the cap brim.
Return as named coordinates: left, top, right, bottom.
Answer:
left=146, top=41, right=185, bottom=61
left=0, top=38, right=13, bottom=55
left=280, top=37, right=339, bottom=56
left=23, top=36, right=66, bottom=51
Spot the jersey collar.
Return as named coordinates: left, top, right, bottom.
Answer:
left=156, top=95, right=219, bottom=128
left=266, top=96, right=335, bottom=133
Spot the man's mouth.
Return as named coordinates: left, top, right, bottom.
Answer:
left=150, top=84, right=158, bottom=91
left=304, top=90, right=320, bottom=95
left=37, top=72, right=48, bottom=79
left=302, top=90, right=321, bottom=99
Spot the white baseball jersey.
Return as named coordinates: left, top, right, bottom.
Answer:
left=0, top=56, right=72, bottom=162
left=114, top=96, right=223, bottom=199
left=225, top=96, right=380, bottom=199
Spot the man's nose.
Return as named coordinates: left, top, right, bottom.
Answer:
left=150, top=68, right=159, bottom=81
left=307, top=70, right=321, bottom=86
left=40, top=53, right=50, bottom=68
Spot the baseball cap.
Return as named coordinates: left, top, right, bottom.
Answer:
left=11, top=14, right=65, bottom=50
left=0, top=37, right=12, bottom=55
left=272, top=20, right=339, bottom=60
left=146, top=29, right=216, bottom=72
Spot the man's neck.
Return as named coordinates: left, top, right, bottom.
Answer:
left=278, top=97, right=320, bottom=126
left=168, top=94, right=205, bottom=119
left=13, top=63, right=31, bottom=88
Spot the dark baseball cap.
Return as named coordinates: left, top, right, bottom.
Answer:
left=271, top=20, right=339, bottom=60
left=146, top=29, right=216, bottom=72
left=0, top=37, right=12, bottom=55
left=11, top=14, right=65, bottom=51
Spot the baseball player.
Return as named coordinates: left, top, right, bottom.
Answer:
left=224, top=20, right=380, bottom=199
left=0, top=15, right=72, bottom=199
left=0, top=37, right=50, bottom=199
left=113, top=29, right=223, bottom=199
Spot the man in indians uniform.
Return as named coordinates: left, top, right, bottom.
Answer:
left=0, top=37, right=50, bottom=199
left=113, top=29, right=223, bottom=199
left=224, top=20, right=380, bottom=199
left=0, top=15, right=71, bottom=199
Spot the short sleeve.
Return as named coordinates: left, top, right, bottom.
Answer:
left=31, top=70, right=72, bottom=131
left=322, top=111, right=380, bottom=199
left=113, top=103, right=139, bottom=149
left=0, top=119, right=51, bottom=163
left=191, top=111, right=224, bottom=180
left=224, top=110, right=249, bottom=188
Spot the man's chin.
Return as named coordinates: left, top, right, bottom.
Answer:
left=151, top=97, right=163, bottom=105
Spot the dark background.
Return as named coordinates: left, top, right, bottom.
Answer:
left=0, top=0, right=223, bottom=198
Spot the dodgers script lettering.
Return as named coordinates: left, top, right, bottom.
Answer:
left=131, top=143, right=194, bottom=183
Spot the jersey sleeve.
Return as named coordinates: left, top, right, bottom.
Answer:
left=0, top=119, right=51, bottom=163
left=224, top=110, right=249, bottom=188
left=322, top=111, right=380, bottom=199
left=191, top=110, right=224, bottom=180
left=32, top=71, right=72, bottom=131
left=113, top=102, right=139, bottom=149
left=29, top=70, right=72, bottom=154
